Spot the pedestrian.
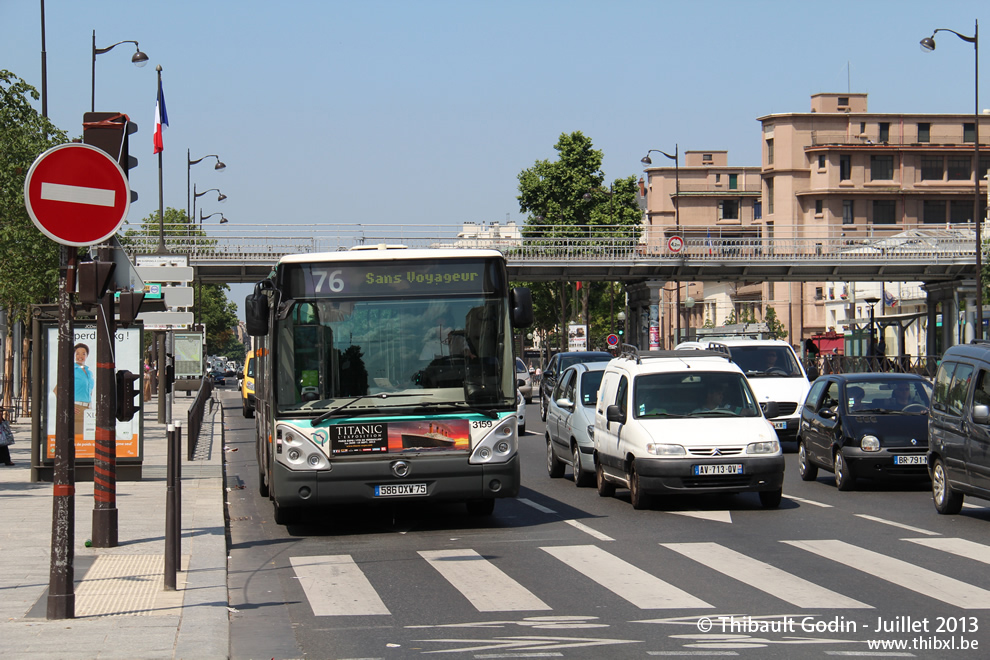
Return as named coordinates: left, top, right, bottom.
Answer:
left=0, top=410, right=15, bottom=466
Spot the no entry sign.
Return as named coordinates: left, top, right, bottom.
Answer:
left=24, top=143, right=130, bottom=246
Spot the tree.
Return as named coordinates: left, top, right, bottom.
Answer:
left=516, top=132, right=641, bottom=350
left=0, top=70, right=69, bottom=412
left=764, top=306, right=787, bottom=341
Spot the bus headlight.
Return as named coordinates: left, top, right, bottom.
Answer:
left=470, top=416, right=518, bottom=464
left=275, top=424, right=329, bottom=470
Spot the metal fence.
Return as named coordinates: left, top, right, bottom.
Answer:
left=186, top=377, right=215, bottom=461
left=806, top=354, right=940, bottom=380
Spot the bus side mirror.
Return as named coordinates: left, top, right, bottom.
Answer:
left=510, top=287, right=534, bottom=328
left=245, top=282, right=270, bottom=336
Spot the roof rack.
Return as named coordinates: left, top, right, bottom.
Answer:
left=618, top=343, right=641, bottom=364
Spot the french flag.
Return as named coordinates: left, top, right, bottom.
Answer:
left=153, top=78, right=168, bottom=154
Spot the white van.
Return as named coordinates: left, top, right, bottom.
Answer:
left=677, top=338, right=810, bottom=444
left=594, top=347, right=785, bottom=509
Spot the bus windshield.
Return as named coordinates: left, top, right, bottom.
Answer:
left=275, top=295, right=514, bottom=414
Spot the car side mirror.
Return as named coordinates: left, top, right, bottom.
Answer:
left=605, top=404, right=625, bottom=424
left=555, top=397, right=574, bottom=411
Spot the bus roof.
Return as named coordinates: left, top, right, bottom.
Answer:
left=276, top=246, right=506, bottom=265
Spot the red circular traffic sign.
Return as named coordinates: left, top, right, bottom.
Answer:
left=667, top=235, right=684, bottom=253
left=24, top=143, right=130, bottom=246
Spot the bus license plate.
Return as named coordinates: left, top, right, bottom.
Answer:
left=693, top=464, right=743, bottom=476
left=894, top=455, right=926, bottom=465
left=375, top=483, right=427, bottom=497
left=772, top=421, right=787, bottom=430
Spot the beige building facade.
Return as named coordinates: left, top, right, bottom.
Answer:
left=636, top=93, right=988, bottom=354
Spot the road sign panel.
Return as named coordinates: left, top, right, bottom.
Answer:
left=24, top=143, right=130, bottom=246
left=138, top=311, right=195, bottom=329
left=667, top=235, right=684, bottom=253
left=606, top=334, right=619, bottom=347
left=135, top=266, right=194, bottom=283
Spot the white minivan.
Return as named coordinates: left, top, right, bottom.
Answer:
left=677, top=338, right=810, bottom=444
left=594, top=347, right=785, bottom=509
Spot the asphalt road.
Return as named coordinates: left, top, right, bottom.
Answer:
left=221, top=390, right=990, bottom=660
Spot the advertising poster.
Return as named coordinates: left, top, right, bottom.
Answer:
left=45, top=326, right=143, bottom=460
left=328, top=420, right=471, bottom=455
left=567, top=323, right=587, bottom=351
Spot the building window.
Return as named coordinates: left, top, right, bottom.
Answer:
left=870, top=155, right=894, bottom=181
left=860, top=122, right=867, bottom=135
left=921, top=156, right=943, bottom=181
left=815, top=200, right=823, bottom=215
left=815, top=286, right=824, bottom=300
left=924, top=200, right=946, bottom=224
left=703, top=153, right=713, bottom=163
left=918, top=122, right=931, bottom=143
left=843, top=200, right=854, bottom=224
left=948, top=157, right=971, bottom=181
left=873, top=200, right=896, bottom=224
left=719, top=200, right=739, bottom=220
left=838, top=96, right=849, bottom=107
left=840, top=155, right=851, bottom=181
left=766, top=179, right=774, bottom=215
left=964, top=123, right=976, bottom=143
left=818, top=154, right=826, bottom=169
left=980, top=157, right=990, bottom=180
left=951, top=200, right=973, bottom=223
left=879, top=122, right=890, bottom=143
left=766, top=140, right=774, bottom=166
left=729, top=173, right=737, bottom=190
left=754, top=200, right=762, bottom=220
left=715, top=173, right=721, bottom=184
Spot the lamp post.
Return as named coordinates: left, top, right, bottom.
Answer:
left=193, top=185, right=227, bottom=228
left=921, top=20, right=983, bottom=340
left=187, top=151, right=226, bottom=222
left=199, top=211, right=229, bottom=225
left=642, top=146, right=681, bottom=341
left=91, top=30, right=148, bottom=112
left=864, top=296, right=880, bottom=367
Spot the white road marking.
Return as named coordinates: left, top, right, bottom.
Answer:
left=40, top=182, right=115, bottom=207
left=563, top=519, right=614, bottom=541
left=666, top=510, right=733, bottom=523
left=784, top=494, right=833, bottom=507
left=289, top=555, right=390, bottom=616
left=854, top=514, right=939, bottom=536
left=542, top=545, right=712, bottom=609
left=784, top=539, right=990, bottom=609
left=661, top=542, right=870, bottom=609
left=419, top=549, right=551, bottom=612
left=904, top=537, right=990, bottom=564
left=518, top=498, right=556, bottom=514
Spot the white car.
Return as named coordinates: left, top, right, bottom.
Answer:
left=546, top=361, right=611, bottom=487
left=677, top=338, right=810, bottom=444
left=594, top=347, right=784, bottom=509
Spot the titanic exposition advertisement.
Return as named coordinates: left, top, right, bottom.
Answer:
left=316, top=419, right=472, bottom=456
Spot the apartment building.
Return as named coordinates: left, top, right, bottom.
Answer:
left=636, top=93, right=988, bottom=353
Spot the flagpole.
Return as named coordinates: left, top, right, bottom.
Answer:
left=155, top=65, right=168, bottom=254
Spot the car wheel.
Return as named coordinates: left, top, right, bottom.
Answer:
left=931, top=458, right=963, bottom=515
left=596, top=460, right=615, bottom=497
left=547, top=436, right=565, bottom=478
left=629, top=463, right=651, bottom=510
left=834, top=451, right=856, bottom=491
left=798, top=441, right=818, bottom=481
left=466, top=499, right=495, bottom=516
left=759, top=488, right=783, bottom=509
left=573, top=444, right=592, bottom=487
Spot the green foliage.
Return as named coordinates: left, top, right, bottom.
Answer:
left=0, top=70, right=69, bottom=326
left=764, top=306, right=788, bottom=341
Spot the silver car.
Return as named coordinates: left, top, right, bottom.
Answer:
left=546, top=361, right=610, bottom=487
left=516, top=357, right=534, bottom=403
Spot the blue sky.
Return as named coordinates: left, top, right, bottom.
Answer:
left=3, top=0, right=988, bottom=315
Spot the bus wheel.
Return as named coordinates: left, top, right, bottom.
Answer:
left=467, top=499, right=495, bottom=516
left=273, top=498, right=299, bottom=525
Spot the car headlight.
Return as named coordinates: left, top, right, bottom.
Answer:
left=646, top=443, right=686, bottom=456
left=861, top=435, right=880, bottom=452
left=746, top=440, right=781, bottom=454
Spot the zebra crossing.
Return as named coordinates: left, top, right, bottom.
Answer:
left=289, top=537, right=990, bottom=617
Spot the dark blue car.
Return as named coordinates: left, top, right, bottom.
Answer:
left=211, top=370, right=226, bottom=386
left=797, top=373, right=933, bottom=491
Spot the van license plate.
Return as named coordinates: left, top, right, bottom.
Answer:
left=894, top=455, right=926, bottom=465
left=693, top=464, right=743, bottom=476
left=772, top=421, right=787, bottom=430
left=374, top=483, right=427, bottom=497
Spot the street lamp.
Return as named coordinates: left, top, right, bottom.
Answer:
left=199, top=211, right=228, bottom=225
left=187, top=151, right=226, bottom=222
left=192, top=185, right=227, bottom=228
left=91, top=30, right=148, bottom=112
left=642, top=146, right=682, bottom=341
left=864, top=296, right=880, bottom=366
left=921, top=20, right=983, bottom=340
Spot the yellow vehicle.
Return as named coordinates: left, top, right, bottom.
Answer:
left=241, top=350, right=256, bottom=418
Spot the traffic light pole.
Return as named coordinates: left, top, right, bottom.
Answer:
left=48, top=246, right=76, bottom=619
left=92, top=246, right=118, bottom=547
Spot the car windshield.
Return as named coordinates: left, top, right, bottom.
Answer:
left=579, top=371, right=605, bottom=406
left=634, top=371, right=761, bottom=418
left=845, top=379, right=933, bottom=414
left=726, top=346, right=803, bottom=377
left=559, top=353, right=612, bottom=372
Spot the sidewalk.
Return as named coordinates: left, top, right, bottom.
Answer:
left=0, top=393, right=230, bottom=659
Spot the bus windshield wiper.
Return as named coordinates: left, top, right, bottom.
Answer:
left=414, top=401, right=499, bottom=419
left=312, top=393, right=426, bottom=425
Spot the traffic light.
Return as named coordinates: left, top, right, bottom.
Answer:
left=117, top=291, right=145, bottom=325
left=115, top=369, right=142, bottom=422
left=83, top=112, right=138, bottom=202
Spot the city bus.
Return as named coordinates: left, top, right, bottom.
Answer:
left=244, top=246, right=533, bottom=524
